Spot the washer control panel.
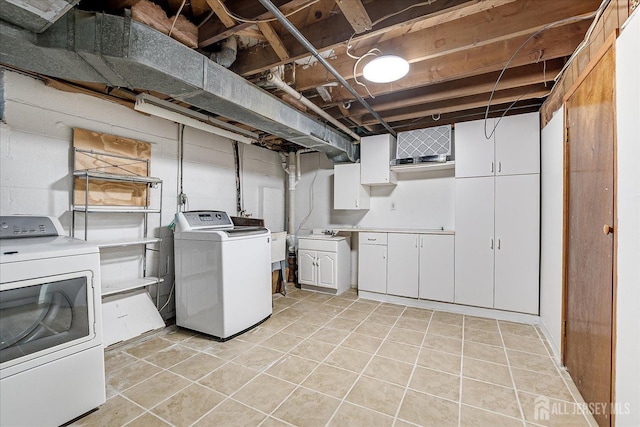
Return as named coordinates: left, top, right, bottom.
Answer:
left=176, top=211, right=233, bottom=231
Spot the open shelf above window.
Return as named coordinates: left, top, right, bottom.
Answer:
left=390, top=161, right=455, bottom=174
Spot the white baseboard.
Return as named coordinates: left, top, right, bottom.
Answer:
left=538, top=318, right=562, bottom=363
left=358, top=291, right=540, bottom=325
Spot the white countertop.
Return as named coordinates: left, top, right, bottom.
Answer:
left=332, top=227, right=454, bottom=235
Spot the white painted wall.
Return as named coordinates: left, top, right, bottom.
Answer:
left=539, top=106, right=564, bottom=361
left=295, top=152, right=455, bottom=233
left=294, top=151, right=456, bottom=285
left=615, top=10, right=640, bottom=426
left=0, top=71, right=285, bottom=318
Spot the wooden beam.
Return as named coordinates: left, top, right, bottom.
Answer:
left=306, top=20, right=589, bottom=101
left=358, top=84, right=550, bottom=125
left=335, top=0, right=372, bottom=33
left=230, top=0, right=483, bottom=76
left=257, top=22, right=290, bottom=60
left=337, top=58, right=565, bottom=117
left=190, top=0, right=211, bottom=17
left=293, top=0, right=600, bottom=91
left=199, top=0, right=302, bottom=47
left=205, top=0, right=236, bottom=27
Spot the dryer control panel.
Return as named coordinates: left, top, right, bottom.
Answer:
left=176, top=211, right=233, bottom=231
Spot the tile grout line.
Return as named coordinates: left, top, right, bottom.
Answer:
left=392, top=308, right=435, bottom=427
left=188, top=289, right=358, bottom=427
left=457, top=314, right=466, bottom=427
left=533, top=324, right=597, bottom=427
left=496, top=321, right=527, bottom=426
left=322, top=301, right=410, bottom=426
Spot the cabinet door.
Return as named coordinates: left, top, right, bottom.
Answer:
left=317, top=251, right=338, bottom=289
left=454, top=118, right=495, bottom=178
left=361, top=134, right=397, bottom=185
left=494, top=174, right=540, bottom=314
left=494, top=112, right=540, bottom=176
left=419, top=234, right=455, bottom=302
left=334, top=164, right=370, bottom=210
left=298, top=250, right=317, bottom=286
left=358, top=244, right=387, bottom=293
left=387, top=233, right=419, bottom=298
left=455, top=177, right=495, bottom=308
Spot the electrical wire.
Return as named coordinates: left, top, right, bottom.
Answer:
left=345, top=1, right=437, bottom=99
left=215, top=0, right=320, bottom=24
left=482, top=0, right=609, bottom=139
left=168, top=0, right=187, bottom=37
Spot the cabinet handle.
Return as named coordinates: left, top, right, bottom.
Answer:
left=490, top=238, right=494, bottom=249
left=367, top=238, right=377, bottom=241
left=355, top=199, right=359, bottom=208
left=420, top=237, right=424, bottom=248
left=498, top=162, right=502, bottom=173
left=497, top=239, right=501, bottom=250
left=415, top=237, right=418, bottom=248
left=491, top=162, right=494, bottom=173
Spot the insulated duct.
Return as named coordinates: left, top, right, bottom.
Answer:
left=0, top=11, right=357, bottom=163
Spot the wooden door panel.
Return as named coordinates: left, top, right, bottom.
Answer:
left=564, top=44, right=615, bottom=427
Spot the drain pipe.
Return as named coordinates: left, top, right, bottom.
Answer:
left=258, top=0, right=397, bottom=137
left=287, top=152, right=297, bottom=235
left=266, top=72, right=360, bottom=142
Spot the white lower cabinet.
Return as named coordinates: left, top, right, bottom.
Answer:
left=387, top=234, right=419, bottom=298
left=360, top=232, right=454, bottom=302
left=358, top=233, right=388, bottom=294
left=419, top=234, right=455, bottom=302
left=455, top=174, right=540, bottom=314
left=298, top=236, right=350, bottom=294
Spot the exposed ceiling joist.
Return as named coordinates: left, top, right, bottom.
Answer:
left=338, top=59, right=564, bottom=118
left=257, top=21, right=291, bottom=60
left=335, top=0, right=372, bottom=33
left=230, top=0, right=476, bottom=76
left=205, top=0, right=236, bottom=27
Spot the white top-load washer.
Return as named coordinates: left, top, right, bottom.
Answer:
left=174, top=211, right=272, bottom=340
left=0, top=215, right=105, bottom=427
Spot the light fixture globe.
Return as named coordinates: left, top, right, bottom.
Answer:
left=362, top=55, right=410, bottom=83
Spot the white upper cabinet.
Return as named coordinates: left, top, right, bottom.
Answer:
left=455, top=118, right=496, bottom=178
left=334, top=163, right=370, bottom=210
left=455, top=113, right=540, bottom=178
left=494, top=112, right=540, bottom=176
left=360, top=134, right=397, bottom=185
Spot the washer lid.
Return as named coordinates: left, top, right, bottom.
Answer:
left=175, top=226, right=269, bottom=241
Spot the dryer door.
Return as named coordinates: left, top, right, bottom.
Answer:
left=0, top=271, right=95, bottom=372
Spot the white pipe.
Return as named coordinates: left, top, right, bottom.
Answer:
left=266, top=72, right=361, bottom=142
left=287, top=153, right=296, bottom=235
left=296, top=149, right=312, bottom=181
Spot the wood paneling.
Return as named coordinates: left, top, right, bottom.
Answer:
left=563, top=40, right=616, bottom=427
left=73, top=128, right=152, bottom=207
left=541, top=0, right=631, bottom=127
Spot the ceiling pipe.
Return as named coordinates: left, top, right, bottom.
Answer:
left=257, top=0, right=397, bottom=137
left=266, top=72, right=361, bottom=142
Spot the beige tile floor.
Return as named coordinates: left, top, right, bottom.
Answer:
left=73, top=286, right=597, bottom=427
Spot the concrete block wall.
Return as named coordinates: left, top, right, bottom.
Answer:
left=0, top=70, right=285, bottom=319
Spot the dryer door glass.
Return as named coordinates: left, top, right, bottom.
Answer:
left=0, top=273, right=91, bottom=364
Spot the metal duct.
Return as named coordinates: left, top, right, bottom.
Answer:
left=210, top=36, right=237, bottom=68
left=0, top=11, right=357, bottom=163
left=0, top=0, right=79, bottom=33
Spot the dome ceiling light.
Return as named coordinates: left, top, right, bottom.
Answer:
left=362, top=55, right=410, bottom=83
